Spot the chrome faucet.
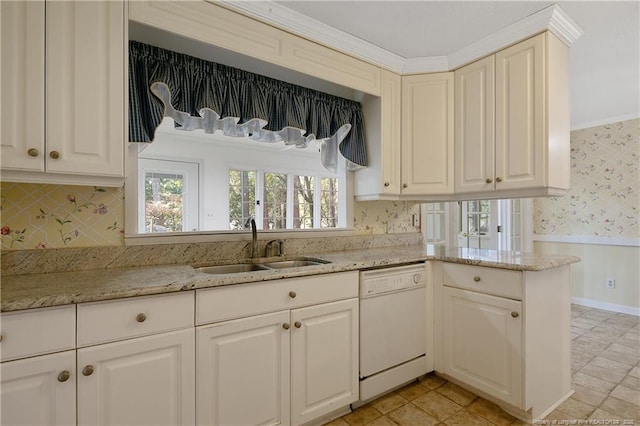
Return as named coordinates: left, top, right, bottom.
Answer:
left=265, top=239, right=285, bottom=257
left=250, top=218, right=259, bottom=258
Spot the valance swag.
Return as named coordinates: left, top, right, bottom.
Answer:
left=128, top=41, right=367, bottom=171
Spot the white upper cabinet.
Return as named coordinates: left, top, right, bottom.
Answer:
left=356, top=71, right=454, bottom=200
left=401, top=72, right=455, bottom=196
left=1, top=0, right=126, bottom=185
left=1, top=1, right=45, bottom=172
left=455, top=32, right=570, bottom=198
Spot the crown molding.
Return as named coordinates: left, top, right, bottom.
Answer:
left=216, top=1, right=583, bottom=75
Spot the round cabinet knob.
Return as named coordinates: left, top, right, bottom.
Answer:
left=294, top=321, right=302, bottom=329
left=58, top=370, right=71, bottom=382
left=27, top=148, right=40, bottom=157
left=289, top=291, right=297, bottom=299
left=511, top=311, right=519, bottom=318
left=485, top=178, right=493, bottom=184
left=473, top=276, right=481, bottom=282
left=0, top=334, right=3, bottom=343
left=282, top=323, right=290, bottom=330
left=402, top=183, right=408, bottom=188
left=413, top=274, right=421, bottom=284
left=82, top=365, right=94, bottom=376
left=384, top=182, right=390, bottom=187
left=136, top=313, right=147, bottom=323
left=49, top=151, right=60, bottom=159
left=496, top=177, right=503, bottom=183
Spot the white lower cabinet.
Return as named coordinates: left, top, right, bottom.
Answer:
left=196, top=272, right=359, bottom=426
left=196, top=311, right=291, bottom=426
left=77, top=328, right=195, bottom=426
left=442, top=286, right=522, bottom=407
left=291, top=299, right=359, bottom=425
left=438, top=263, right=572, bottom=420
left=1, top=351, right=76, bottom=426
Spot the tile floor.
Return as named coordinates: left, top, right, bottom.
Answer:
left=326, top=305, right=639, bottom=426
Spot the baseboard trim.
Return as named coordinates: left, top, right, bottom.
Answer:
left=573, top=297, right=640, bottom=316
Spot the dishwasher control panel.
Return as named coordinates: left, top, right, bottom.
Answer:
left=360, top=264, right=426, bottom=297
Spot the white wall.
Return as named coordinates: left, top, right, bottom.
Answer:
left=140, top=125, right=337, bottom=230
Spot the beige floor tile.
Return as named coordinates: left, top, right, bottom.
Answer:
left=324, top=418, right=350, bottom=426
left=395, top=381, right=430, bottom=401
left=572, top=371, right=618, bottom=394
left=556, top=397, right=596, bottom=419
left=363, top=416, right=397, bottom=426
left=371, top=393, right=408, bottom=415
left=386, top=404, right=440, bottom=426
left=586, top=326, right=627, bottom=343
left=420, top=373, right=447, bottom=390
left=442, top=410, right=493, bottom=426
left=589, top=355, right=634, bottom=375
left=631, top=366, right=640, bottom=379
left=342, top=405, right=383, bottom=426
left=600, top=396, right=640, bottom=420
left=621, top=375, right=640, bottom=391
left=581, top=310, right=616, bottom=322
left=600, top=347, right=640, bottom=367
left=617, top=336, right=640, bottom=351
left=610, top=384, right=640, bottom=406
left=544, top=408, right=572, bottom=421
left=588, top=408, right=626, bottom=422
left=604, top=315, right=640, bottom=329
left=579, top=362, right=627, bottom=383
left=572, top=317, right=601, bottom=331
left=572, top=350, right=598, bottom=365
left=509, top=419, right=529, bottom=425
left=570, top=383, right=609, bottom=407
left=435, top=382, right=478, bottom=406
left=466, top=398, right=516, bottom=426
left=412, top=391, right=463, bottom=421
left=573, top=335, right=612, bottom=353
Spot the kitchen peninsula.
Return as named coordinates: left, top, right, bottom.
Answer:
left=1, top=236, right=579, bottom=424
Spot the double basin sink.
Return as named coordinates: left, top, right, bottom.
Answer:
left=195, top=257, right=330, bottom=275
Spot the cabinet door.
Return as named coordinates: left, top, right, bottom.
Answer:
left=1, top=351, right=76, bottom=426
left=379, top=69, right=402, bottom=195
left=46, top=1, right=125, bottom=176
left=77, top=329, right=195, bottom=426
left=291, top=299, right=358, bottom=425
left=0, top=0, right=45, bottom=172
left=442, top=286, right=523, bottom=408
left=196, top=311, right=290, bottom=426
left=401, top=73, right=454, bottom=195
left=495, top=33, right=545, bottom=190
left=454, top=55, right=495, bottom=194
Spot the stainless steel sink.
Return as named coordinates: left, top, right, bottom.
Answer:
left=196, top=263, right=270, bottom=274
left=195, top=257, right=330, bottom=274
left=262, top=259, right=329, bottom=269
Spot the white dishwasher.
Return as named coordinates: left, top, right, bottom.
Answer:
left=359, top=263, right=428, bottom=402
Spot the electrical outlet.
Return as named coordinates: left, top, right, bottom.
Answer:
left=412, top=214, right=420, bottom=228
left=606, top=278, right=615, bottom=289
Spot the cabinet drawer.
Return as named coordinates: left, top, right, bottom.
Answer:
left=1, top=305, right=76, bottom=362
left=443, top=263, right=522, bottom=300
left=77, top=292, right=194, bottom=347
left=196, top=271, right=359, bottom=325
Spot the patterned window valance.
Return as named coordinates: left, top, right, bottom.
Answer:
left=128, top=41, right=367, bottom=172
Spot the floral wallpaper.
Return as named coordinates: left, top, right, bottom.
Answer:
left=0, top=183, right=124, bottom=250
left=353, top=200, right=420, bottom=234
left=534, top=118, right=639, bottom=238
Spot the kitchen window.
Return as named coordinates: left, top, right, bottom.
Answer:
left=229, top=168, right=342, bottom=231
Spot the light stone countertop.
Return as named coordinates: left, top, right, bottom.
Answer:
left=1, top=245, right=580, bottom=312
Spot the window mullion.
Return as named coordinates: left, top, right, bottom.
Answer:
left=313, top=176, right=321, bottom=228
left=256, top=171, right=264, bottom=229
left=286, top=174, right=294, bottom=229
